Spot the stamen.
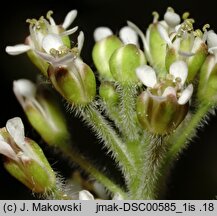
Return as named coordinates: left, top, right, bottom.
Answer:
left=152, top=11, right=159, bottom=23
left=26, top=18, right=38, bottom=26
left=203, top=24, right=210, bottom=32
left=46, top=10, right=56, bottom=26
left=182, top=12, right=190, bottom=20
left=193, top=29, right=203, bottom=38
left=50, top=46, right=69, bottom=57
left=46, top=10, right=54, bottom=20
left=177, top=19, right=194, bottom=37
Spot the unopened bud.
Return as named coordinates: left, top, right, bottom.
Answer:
left=92, top=35, right=123, bottom=80
left=109, top=44, right=146, bottom=84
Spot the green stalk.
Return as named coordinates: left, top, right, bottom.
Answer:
left=102, top=100, right=123, bottom=132
left=165, top=103, right=211, bottom=166
left=61, top=147, right=127, bottom=198
left=127, top=133, right=150, bottom=199
left=157, top=103, right=212, bottom=198
left=138, top=136, right=168, bottom=199
left=118, top=84, right=140, bottom=142
left=79, top=104, right=134, bottom=183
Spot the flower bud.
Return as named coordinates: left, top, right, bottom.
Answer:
left=197, top=55, right=217, bottom=103
left=0, top=117, right=56, bottom=193
left=48, top=58, right=96, bottom=106
left=92, top=35, right=123, bottom=80
left=99, top=82, right=119, bottom=105
left=13, top=79, right=71, bottom=149
left=109, top=44, right=146, bottom=84
left=136, top=91, right=189, bottom=135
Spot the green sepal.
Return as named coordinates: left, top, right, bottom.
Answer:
left=136, top=91, right=188, bottom=135
left=4, top=138, right=56, bottom=193
left=148, top=23, right=167, bottom=74
left=198, top=54, right=217, bottom=103
left=25, top=86, right=71, bottom=149
left=92, top=35, right=123, bottom=81
left=27, top=51, right=49, bottom=77
left=109, top=44, right=146, bottom=85
left=48, top=58, right=96, bottom=106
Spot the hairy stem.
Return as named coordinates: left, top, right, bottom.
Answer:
left=118, top=84, right=140, bottom=142
left=165, top=103, right=211, bottom=166
left=79, top=104, right=134, bottom=186
left=137, top=136, right=168, bottom=199
left=61, top=147, right=127, bottom=198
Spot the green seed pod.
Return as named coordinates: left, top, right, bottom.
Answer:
left=136, top=91, right=189, bottom=135
left=92, top=35, right=123, bottom=81
left=109, top=44, right=146, bottom=84
left=48, top=58, right=96, bottom=106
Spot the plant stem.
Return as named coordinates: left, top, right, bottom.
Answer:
left=118, top=84, right=140, bottom=142
left=134, top=136, right=168, bottom=199
left=79, top=104, right=134, bottom=185
left=156, top=103, right=212, bottom=198
left=61, top=147, right=127, bottom=198
left=165, top=103, right=211, bottom=166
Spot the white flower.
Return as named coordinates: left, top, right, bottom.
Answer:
left=157, top=17, right=205, bottom=58
left=78, top=190, right=94, bottom=200
left=5, top=10, right=81, bottom=56
left=93, top=26, right=139, bottom=46
left=163, top=8, right=181, bottom=28
left=136, top=60, right=193, bottom=105
left=207, top=30, right=217, bottom=59
left=13, top=79, right=61, bottom=131
left=0, top=117, right=42, bottom=164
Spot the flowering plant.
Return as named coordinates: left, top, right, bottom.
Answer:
left=1, top=7, right=217, bottom=199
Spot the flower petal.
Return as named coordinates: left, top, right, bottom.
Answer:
left=207, top=30, right=217, bottom=49
left=119, top=26, right=139, bottom=46
left=136, top=65, right=157, bottom=88
left=93, top=27, right=113, bottom=42
left=162, top=86, right=177, bottom=97
left=13, top=79, right=36, bottom=99
left=79, top=190, right=94, bottom=200
left=164, top=11, right=181, bottom=28
left=127, top=21, right=151, bottom=62
left=42, top=34, right=64, bottom=54
left=62, top=10, right=77, bottom=29
left=157, top=24, right=172, bottom=47
left=77, top=31, right=84, bottom=53
left=6, top=117, right=25, bottom=146
left=0, top=140, right=18, bottom=161
left=169, top=60, right=188, bottom=85
left=5, top=44, right=31, bottom=55
left=60, top=26, right=78, bottom=37
left=178, top=84, right=193, bottom=105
